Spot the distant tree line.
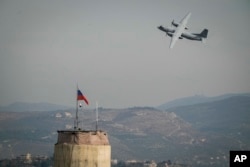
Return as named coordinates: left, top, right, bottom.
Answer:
left=0, top=157, right=178, bottom=167
left=112, top=160, right=172, bottom=167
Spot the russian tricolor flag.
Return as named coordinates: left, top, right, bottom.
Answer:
left=77, top=89, right=89, bottom=105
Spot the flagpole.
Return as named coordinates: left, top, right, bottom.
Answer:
left=75, top=85, right=89, bottom=130
left=75, top=84, right=79, bottom=130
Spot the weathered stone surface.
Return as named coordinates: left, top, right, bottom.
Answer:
left=54, top=130, right=111, bottom=167
left=56, top=130, right=110, bottom=145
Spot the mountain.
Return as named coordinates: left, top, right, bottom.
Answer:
left=0, top=107, right=211, bottom=166
left=0, top=97, right=250, bottom=166
left=157, top=93, right=250, bottom=110
left=167, top=96, right=250, bottom=140
left=0, top=102, right=71, bottom=112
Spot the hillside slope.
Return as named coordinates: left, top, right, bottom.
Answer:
left=158, top=93, right=250, bottom=110
left=0, top=97, right=250, bottom=166
left=167, top=96, right=250, bottom=149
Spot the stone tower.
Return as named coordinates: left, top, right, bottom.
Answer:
left=54, top=130, right=111, bottom=167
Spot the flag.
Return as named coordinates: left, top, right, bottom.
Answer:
left=77, top=89, right=89, bottom=105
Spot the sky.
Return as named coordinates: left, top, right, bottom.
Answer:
left=0, top=0, right=250, bottom=108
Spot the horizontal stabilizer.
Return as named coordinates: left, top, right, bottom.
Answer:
left=202, top=38, right=206, bottom=43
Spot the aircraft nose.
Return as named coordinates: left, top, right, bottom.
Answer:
left=157, top=26, right=162, bottom=29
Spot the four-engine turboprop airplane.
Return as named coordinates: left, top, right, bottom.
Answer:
left=158, top=12, right=208, bottom=49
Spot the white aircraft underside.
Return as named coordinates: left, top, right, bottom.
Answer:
left=158, top=12, right=208, bottom=49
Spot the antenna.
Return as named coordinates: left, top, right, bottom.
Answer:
left=96, top=101, right=99, bottom=131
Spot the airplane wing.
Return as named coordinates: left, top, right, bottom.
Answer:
left=180, top=12, right=191, bottom=25
left=169, top=35, right=178, bottom=49
left=169, top=12, right=191, bottom=49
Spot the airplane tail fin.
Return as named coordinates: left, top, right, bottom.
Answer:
left=199, top=29, right=208, bottom=38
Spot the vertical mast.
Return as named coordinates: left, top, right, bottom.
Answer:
left=96, top=101, right=99, bottom=131
left=75, top=84, right=79, bottom=129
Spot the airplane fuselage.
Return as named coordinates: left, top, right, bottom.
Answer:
left=161, top=26, right=203, bottom=40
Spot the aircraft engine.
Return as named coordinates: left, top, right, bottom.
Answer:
left=166, top=32, right=173, bottom=37
left=172, top=20, right=188, bottom=30
left=171, top=20, right=178, bottom=27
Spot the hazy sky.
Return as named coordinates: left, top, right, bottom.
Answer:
left=0, top=0, right=250, bottom=108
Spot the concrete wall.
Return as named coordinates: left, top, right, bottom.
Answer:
left=54, top=144, right=111, bottom=167
left=54, top=131, right=111, bottom=167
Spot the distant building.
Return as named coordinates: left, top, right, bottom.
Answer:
left=16, top=153, right=32, bottom=164
left=144, top=160, right=157, bottom=167
left=65, top=112, right=73, bottom=118
left=55, top=113, right=62, bottom=118
left=1, top=153, right=52, bottom=167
